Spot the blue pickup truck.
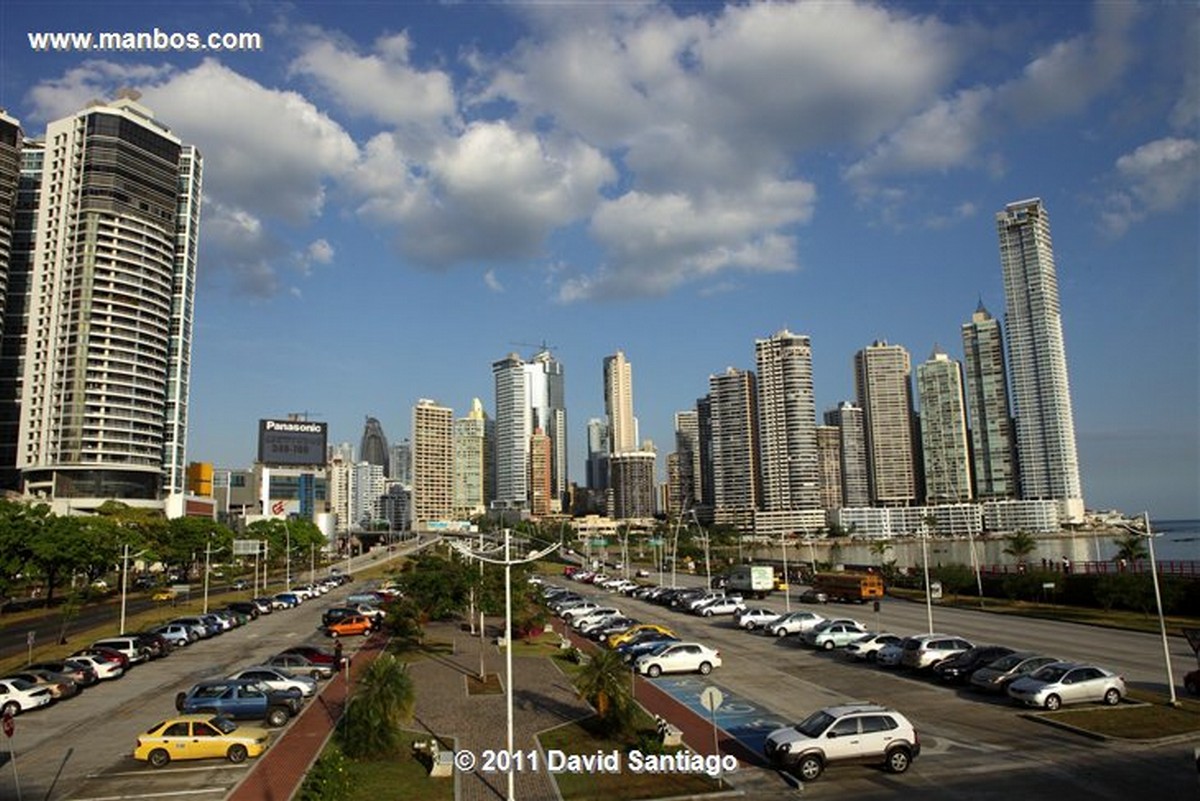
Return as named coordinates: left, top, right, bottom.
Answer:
left=174, top=678, right=302, bottom=727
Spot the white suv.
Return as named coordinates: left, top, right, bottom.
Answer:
left=764, top=703, right=920, bottom=781
left=899, top=634, right=973, bottom=670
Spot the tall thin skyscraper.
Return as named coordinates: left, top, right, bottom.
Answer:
left=998, top=198, right=1084, bottom=522
left=824, top=402, right=870, bottom=508
left=0, top=111, right=24, bottom=490
left=585, top=417, right=609, bottom=492
left=709, top=367, right=760, bottom=529
left=916, top=349, right=973, bottom=504
left=961, top=302, right=1018, bottom=500
left=16, top=94, right=202, bottom=508
left=453, top=399, right=488, bottom=518
left=603, top=350, right=637, bottom=453
left=755, top=329, right=820, bottom=511
left=854, top=341, right=917, bottom=506
left=359, top=417, right=391, bottom=477
left=673, top=409, right=701, bottom=510
left=815, top=424, right=843, bottom=510
left=529, top=348, right=568, bottom=512
left=492, top=347, right=568, bottom=514
left=412, top=399, right=453, bottom=525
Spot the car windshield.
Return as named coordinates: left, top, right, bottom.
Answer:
left=1032, top=664, right=1070, bottom=682
left=989, top=654, right=1023, bottom=670
left=210, top=716, right=238, bottom=734
left=794, top=710, right=836, bottom=738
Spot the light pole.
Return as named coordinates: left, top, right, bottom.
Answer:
left=691, top=511, right=711, bottom=590
left=283, top=521, right=292, bottom=591
left=920, top=526, right=934, bottom=635
left=1120, top=512, right=1177, bottom=705
left=119, top=544, right=146, bottom=634
left=781, top=532, right=791, bottom=612
left=202, top=540, right=226, bottom=614
left=448, top=530, right=558, bottom=801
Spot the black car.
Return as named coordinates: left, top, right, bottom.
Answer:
left=227, top=601, right=261, bottom=619
left=126, top=631, right=172, bottom=659
left=322, top=607, right=359, bottom=627
left=933, top=645, right=1015, bottom=683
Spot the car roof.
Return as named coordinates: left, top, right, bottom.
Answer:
left=820, top=702, right=900, bottom=717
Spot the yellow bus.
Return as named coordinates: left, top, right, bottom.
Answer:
left=812, top=572, right=885, bottom=603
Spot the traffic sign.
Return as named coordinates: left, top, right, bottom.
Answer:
left=2, top=712, right=13, bottom=738
left=699, top=686, right=725, bottom=712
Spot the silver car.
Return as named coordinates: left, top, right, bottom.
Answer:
left=1006, top=662, right=1125, bottom=710
left=970, top=653, right=1060, bottom=693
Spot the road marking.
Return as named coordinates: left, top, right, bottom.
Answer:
left=86, top=765, right=247, bottom=778
left=70, top=789, right=230, bottom=801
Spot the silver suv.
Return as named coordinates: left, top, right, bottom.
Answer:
left=899, top=634, right=973, bottom=670
left=763, top=703, right=920, bottom=781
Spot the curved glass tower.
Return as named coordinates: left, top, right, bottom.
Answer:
left=359, top=416, right=390, bottom=477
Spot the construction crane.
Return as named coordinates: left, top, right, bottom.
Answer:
left=510, top=340, right=557, bottom=356
left=286, top=411, right=322, bottom=421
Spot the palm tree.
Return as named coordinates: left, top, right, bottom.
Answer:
left=574, top=648, right=634, bottom=735
left=1002, top=531, right=1037, bottom=567
left=1112, top=533, right=1148, bottom=564
left=339, top=655, right=415, bottom=758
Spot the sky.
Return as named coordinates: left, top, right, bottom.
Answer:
left=1, top=1, right=1196, bottom=520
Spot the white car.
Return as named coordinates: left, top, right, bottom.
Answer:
left=696, top=597, right=746, bottom=617
left=571, top=607, right=621, bottom=630
left=228, top=666, right=318, bottom=698
left=843, top=632, right=902, bottom=662
left=764, top=703, right=920, bottom=780
left=685, top=592, right=725, bottom=612
left=0, top=677, right=53, bottom=716
left=769, top=610, right=826, bottom=637
left=735, top=608, right=781, bottom=631
left=634, top=642, right=722, bottom=678
left=876, top=642, right=907, bottom=668
left=899, top=634, right=974, bottom=670
left=804, top=621, right=868, bottom=650
left=560, top=602, right=600, bottom=623
left=67, top=654, right=125, bottom=680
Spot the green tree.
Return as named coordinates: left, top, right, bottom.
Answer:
left=27, top=515, right=95, bottom=601
left=574, top=647, right=635, bottom=736
left=933, top=564, right=976, bottom=600
left=339, top=655, right=415, bottom=758
left=1112, top=533, right=1148, bottom=564
left=868, top=539, right=892, bottom=570
left=1002, top=531, right=1037, bottom=565
left=0, top=500, right=43, bottom=598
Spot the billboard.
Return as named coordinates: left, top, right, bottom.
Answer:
left=257, top=419, right=328, bottom=466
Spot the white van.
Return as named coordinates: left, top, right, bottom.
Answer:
left=92, top=637, right=150, bottom=665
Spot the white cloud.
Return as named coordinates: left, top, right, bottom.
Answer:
left=200, top=201, right=286, bottom=298
left=484, top=269, right=504, bottom=293
left=24, top=60, right=176, bottom=123
left=1102, top=137, right=1200, bottom=235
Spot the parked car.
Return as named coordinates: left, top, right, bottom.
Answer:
left=91, top=637, right=152, bottom=665
left=174, top=678, right=302, bottom=727
left=135, top=714, right=270, bottom=767
left=804, top=620, right=869, bottom=650
left=154, top=624, right=195, bottom=647
left=899, top=634, right=974, bottom=670
left=970, top=653, right=1062, bottom=693
left=633, top=642, right=722, bottom=678
left=326, top=615, right=373, bottom=637
left=5, top=670, right=79, bottom=701
left=616, top=633, right=681, bottom=662
left=799, top=589, right=829, bottom=604
left=1007, top=662, right=1126, bottom=710
left=265, top=653, right=335, bottom=680
left=277, top=645, right=338, bottom=666
left=607, top=624, right=675, bottom=649
left=0, top=677, right=53, bottom=715
left=170, top=617, right=215, bottom=640
left=696, top=596, right=747, bottom=617
left=28, top=660, right=98, bottom=688
left=71, top=646, right=131, bottom=671
left=734, top=608, right=781, bottom=631
left=570, top=607, right=621, bottom=630
left=66, top=653, right=124, bottom=681
left=763, top=703, right=920, bottom=780
left=843, top=632, right=902, bottom=662
left=227, top=666, right=318, bottom=698
left=932, top=645, right=1015, bottom=683
left=875, top=640, right=908, bottom=668
left=769, top=610, right=826, bottom=637
left=227, top=601, right=260, bottom=619
left=271, top=593, right=300, bottom=609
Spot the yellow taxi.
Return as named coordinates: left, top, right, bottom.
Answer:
left=606, top=623, right=675, bottom=649
left=151, top=590, right=174, bottom=602
left=134, top=714, right=270, bottom=767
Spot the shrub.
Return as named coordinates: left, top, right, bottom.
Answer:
left=297, top=745, right=351, bottom=801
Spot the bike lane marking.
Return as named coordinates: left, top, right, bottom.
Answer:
left=649, top=675, right=792, bottom=756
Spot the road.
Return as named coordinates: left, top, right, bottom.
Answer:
left=560, top=572, right=1199, bottom=799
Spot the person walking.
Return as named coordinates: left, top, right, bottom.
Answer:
left=334, top=639, right=344, bottom=669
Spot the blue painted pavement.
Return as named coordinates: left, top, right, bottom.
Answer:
left=649, top=674, right=792, bottom=757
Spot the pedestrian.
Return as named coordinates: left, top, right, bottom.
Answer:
left=1062, top=556, right=1071, bottom=574
left=334, top=639, right=344, bottom=669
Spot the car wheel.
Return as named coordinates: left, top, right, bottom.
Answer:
left=1103, top=688, right=1121, bottom=706
left=866, top=651, right=878, bottom=663
left=797, top=754, right=823, bottom=781
left=745, top=622, right=756, bottom=631
left=1043, top=694, right=1062, bottom=711
left=1, top=701, right=18, bottom=717
left=775, top=628, right=787, bottom=638
left=174, top=692, right=186, bottom=712
left=885, top=746, right=912, bottom=774
left=822, top=640, right=835, bottom=651
left=226, top=744, right=248, bottom=763
left=698, top=662, right=713, bottom=675
left=330, top=631, right=339, bottom=638
left=647, top=664, right=662, bottom=678
left=148, top=748, right=171, bottom=768
left=1186, top=677, right=1199, bottom=696
left=704, top=610, right=713, bottom=617
left=266, top=707, right=290, bottom=727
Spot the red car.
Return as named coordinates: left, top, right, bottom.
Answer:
left=278, top=645, right=337, bottom=666
left=71, top=646, right=130, bottom=671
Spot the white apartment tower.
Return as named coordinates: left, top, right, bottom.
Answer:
left=854, top=341, right=917, bottom=506
left=916, top=349, right=974, bottom=504
left=997, top=198, right=1084, bottom=522
left=603, top=350, right=637, bottom=453
left=17, top=94, right=202, bottom=510
left=824, top=402, right=870, bottom=508
left=708, top=367, right=760, bottom=530
left=755, top=329, right=820, bottom=512
left=453, top=398, right=488, bottom=518
left=961, top=302, right=1018, bottom=501
left=412, top=399, right=453, bottom=526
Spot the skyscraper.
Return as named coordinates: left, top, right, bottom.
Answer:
left=855, top=341, right=917, bottom=506
left=0, top=111, right=23, bottom=490
left=14, top=94, right=202, bottom=509
left=961, top=302, right=1018, bottom=501
left=824, top=402, right=870, bottom=508
left=528, top=427, right=552, bottom=517
left=997, top=198, right=1084, bottom=522
left=453, top=399, right=488, bottom=518
left=491, top=348, right=568, bottom=514
left=610, top=451, right=656, bottom=519
left=916, top=349, right=973, bottom=504
left=755, top=329, right=820, bottom=512
left=815, top=424, right=843, bottom=510
left=412, top=399, right=453, bottom=526
left=603, top=350, right=637, bottom=453
left=359, top=417, right=391, bottom=477
left=585, top=417, right=609, bottom=492
left=709, top=367, right=760, bottom=530
left=673, top=409, right=701, bottom=511
left=529, top=348, right=568, bottom=512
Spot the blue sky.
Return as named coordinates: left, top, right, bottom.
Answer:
left=2, top=2, right=1197, bottom=519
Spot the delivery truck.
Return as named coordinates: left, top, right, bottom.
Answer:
left=726, top=565, right=777, bottom=599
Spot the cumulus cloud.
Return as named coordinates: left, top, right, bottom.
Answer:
left=200, top=201, right=288, bottom=297
left=1102, top=137, right=1200, bottom=235
left=24, top=60, right=176, bottom=123
left=484, top=269, right=504, bottom=293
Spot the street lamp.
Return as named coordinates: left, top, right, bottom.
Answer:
left=920, top=525, right=934, bottom=635
left=119, top=544, right=147, bottom=634
left=781, top=532, right=791, bottom=613
left=203, top=539, right=227, bottom=614
left=448, top=530, right=558, bottom=801
left=1119, top=512, right=1177, bottom=705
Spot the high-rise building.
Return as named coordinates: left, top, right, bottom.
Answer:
left=528, top=427, right=552, bottom=517
left=673, top=409, right=701, bottom=512
left=359, top=417, right=390, bottom=477
left=350, top=460, right=386, bottom=529
left=709, top=367, right=760, bottom=530
left=824, top=402, right=870, bottom=508
left=695, top=395, right=715, bottom=524
left=609, top=451, right=656, bottom=519
left=529, top=349, right=568, bottom=511
left=961, top=302, right=1018, bottom=501
left=603, top=350, right=637, bottom=453
left=453, top=399, right=488, bottom=519
left=388, top=440, right=411, bottom=486
left=12, top=94, right=202, bottom=510
left=585, top=417, right=609, bottom=492
left=0, top=111, right=24, bottom=490
left=854, top=341, right=917, bottom=506
left=916, top=349, right=973, bottom=504
left=412, top=399, right=453, bottom=526
left=815, top=425, right=843, bottom=510
left=997, top=198, right=1084, bottom=522
left=492, top=348, right=568, bottom=514
left=755, top=329, right=820, bottom=512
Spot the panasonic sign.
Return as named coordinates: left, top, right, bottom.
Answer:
left=258, top=419, right=328, bottom=466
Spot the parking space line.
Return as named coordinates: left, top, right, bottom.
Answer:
left=69, top=789, right=229, bottom=801
left=86, top=764, right=247, bottom=779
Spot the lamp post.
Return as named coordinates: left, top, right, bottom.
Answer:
left=283, top=521, right=292, bottom=591
left=691, top=511, right=711, bottom=590
left=202, top=540, right=226, bottom=614
left=920, top=525, right=934, bottom=635
left=119, top=545, right=146, bottom=634
left=448, top=530, right=558, bottom=801
left=781, top=532, right=791, bottom=613
left=1120, top=513, right=1177, bottom=705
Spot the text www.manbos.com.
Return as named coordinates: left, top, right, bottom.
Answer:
left=28, top=28, right=263, bottom=53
